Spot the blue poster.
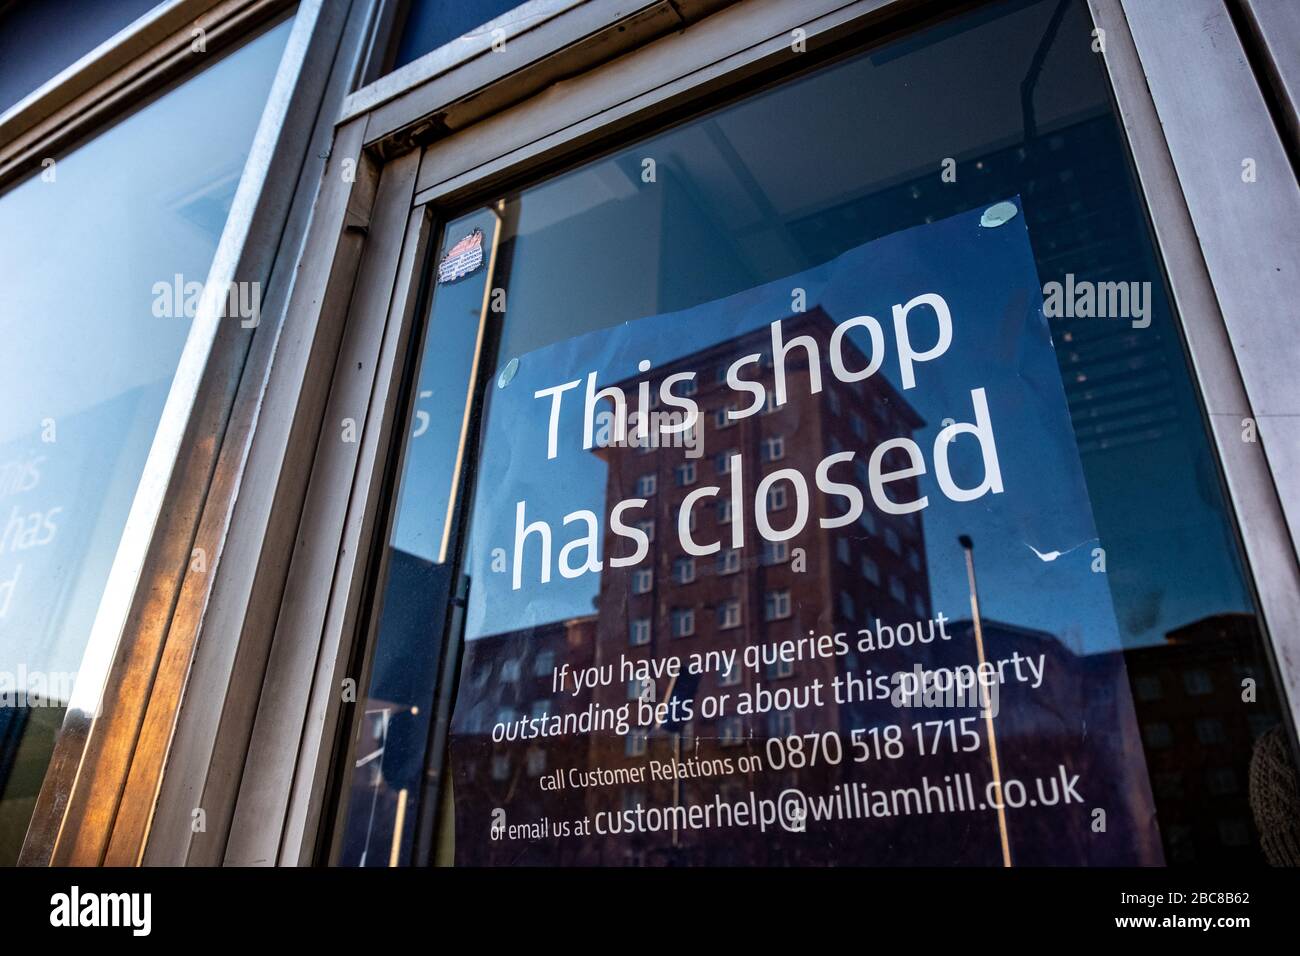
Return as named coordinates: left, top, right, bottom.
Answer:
left=450, top=199, right=1163, bottom=866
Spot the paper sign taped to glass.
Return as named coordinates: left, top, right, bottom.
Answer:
left=449, top=200, right=1163, bottom=866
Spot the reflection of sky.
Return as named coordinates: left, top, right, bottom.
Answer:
left=0, top=384, right=166, bottom=683
left=465, top=201, right=1134, bottom=655
left=0, top=20, right=292, bottom=442
left=0, top=20, right=292, bottom=681
left=391, top=208, right=499, bottom=563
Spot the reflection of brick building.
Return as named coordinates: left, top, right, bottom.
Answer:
left=943, top=619, right=1165, bottom=866
left=584, top=311, right=932, bottom=863
left=448, top=312, right=1184, bottom=866
left=1125, top=613, right=1283, bottom=865
left=454, top=616, right=598, bottom=864
left=592, top=307, right=929, bottom=733
left=454, top=313, right=935, bottom=864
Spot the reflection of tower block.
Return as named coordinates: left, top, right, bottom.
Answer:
left=588, top=308, right=929, bottom=799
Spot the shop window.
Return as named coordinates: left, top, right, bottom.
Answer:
left=338, top=0, right=1292, bottom=869
left=0, top=19, right=292, bottom=866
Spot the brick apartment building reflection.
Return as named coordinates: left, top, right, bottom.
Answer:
left=452, top=312, right=1154, bottom=865
left=584, top=310, right=934, bottom=865
left=1126, top=613, right=1285, bottom=865
left=368, top=65, right=1292, bottom=866
left=453, top=311, right=936, bottom=864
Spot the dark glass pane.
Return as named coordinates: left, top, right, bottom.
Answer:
left=0, top=0, right=164, bottom=114
left=344, top=0, right=1292, bottom=867
left=335, top=210, right=500, bottom=866
left=391, top=0, right=529, bottom=72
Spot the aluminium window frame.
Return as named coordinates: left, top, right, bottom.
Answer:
left=16, top=0, right=1293, bottom=867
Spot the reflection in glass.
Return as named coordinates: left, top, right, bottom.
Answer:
left=0, top=0, right=164, bottom=114
left=342, top=0, right=1292, bottom=866
left=388, top=0, right=529, bottom=74
left=0, top=19, right=293, bottom=864
left=335, top=209, right=501, bottom=866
